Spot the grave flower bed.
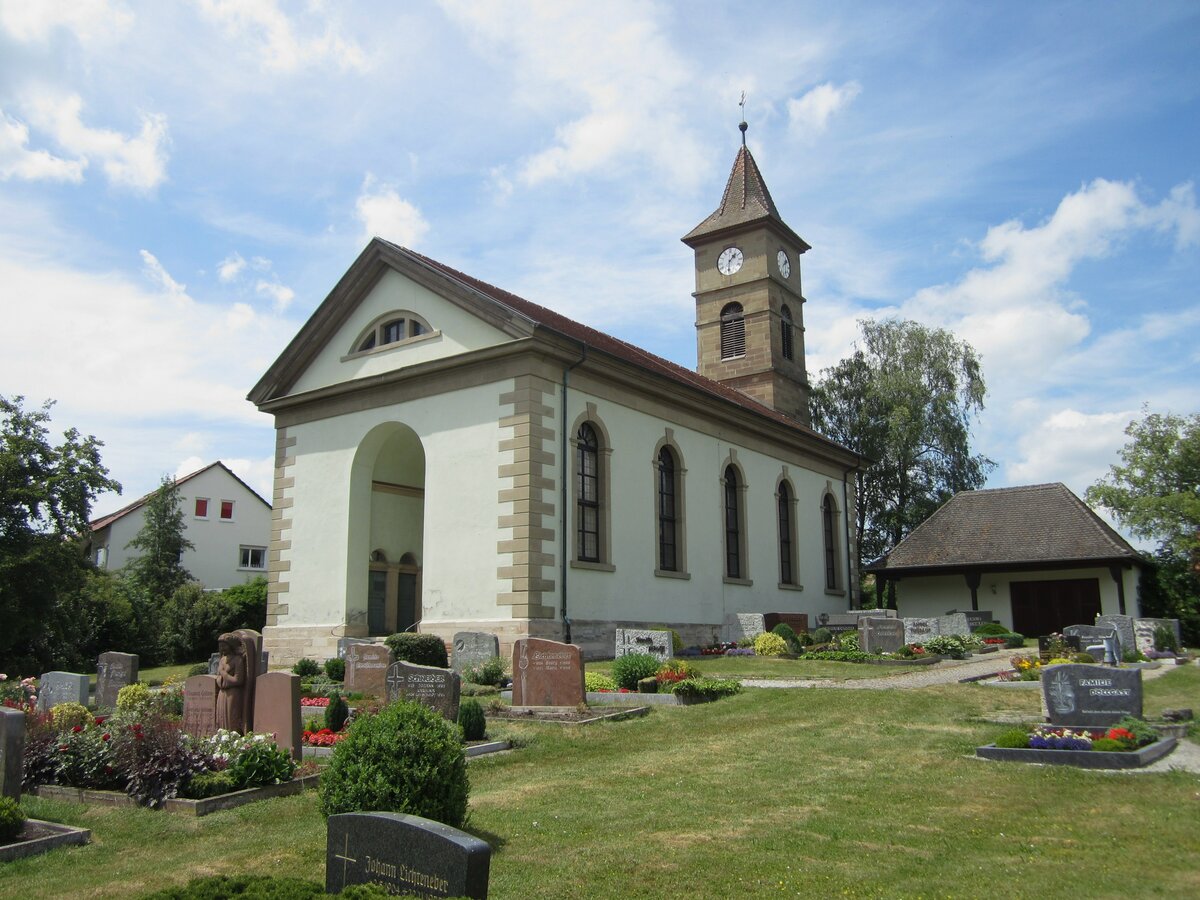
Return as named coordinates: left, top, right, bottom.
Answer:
left=977, top=717, right=1177, bottom=769
left=300, top=697, right=330, bottom=707
left=302, top=727, right=347, bottom=747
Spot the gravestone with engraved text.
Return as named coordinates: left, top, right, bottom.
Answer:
left=511, top=638, right=585, bottom=707
left=451, top=632, right=500, bottom=674
left=183, top=674, right=219, bottom=739
left=386, top=661, right=461, bottom=721
left=1042, top=664, right=1142, bottom=727
left=36, top=671, right=89, bottom=712
left=95, top=651, right=138, bottom=710
left=859, top=617, right=906, bottom=654
left=345, top=644, right=394, bottom=697
left=614, top=628, right=671, bottom=662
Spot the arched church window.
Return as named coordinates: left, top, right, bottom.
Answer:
left=778, top=480, right=796, bottom=585
left=657, top=446, right=678, bottom=572
left=353, top=311, right=433, bottom=354
left=720, top=303, right=745, bottom=359
left=780, top=305, right=794, bottom=361
left=724, top=465, right=743, bottom=579
left=822, top=493, right=840, bottom=591
left=576, top=423, right=601, bottom=562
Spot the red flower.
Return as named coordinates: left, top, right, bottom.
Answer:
left=101, top=733, right=111, bottom=742
left=94, top=716, right=107, bottom=725
left=72, top=725, right=83, bottom=733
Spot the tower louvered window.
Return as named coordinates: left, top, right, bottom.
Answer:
left=781, top=305, right=794, bottom=361
left=720, top=303, right=745, bottom=359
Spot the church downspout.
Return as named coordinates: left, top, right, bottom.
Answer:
left=842, top=462, right=857, bottom=609
left=560, top=345, right=587, bottom=644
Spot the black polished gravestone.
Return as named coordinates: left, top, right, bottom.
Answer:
left=1042, top=664, right=1143, bottom=727
left=327, top=812, right=490, bottom=898
left=1, top=706, right=24, bottom=800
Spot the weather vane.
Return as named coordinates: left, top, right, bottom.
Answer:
left=738, top=91, right=748, bottom=145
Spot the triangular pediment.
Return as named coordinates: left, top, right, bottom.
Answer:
left=248, top=239, right=537, bottom=404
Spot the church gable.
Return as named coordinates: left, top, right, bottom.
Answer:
left=249, top=239, right=536, bottom=404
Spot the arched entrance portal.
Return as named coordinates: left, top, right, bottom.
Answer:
left=348, top=423, right=425, bottom=637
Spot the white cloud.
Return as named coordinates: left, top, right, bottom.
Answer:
left=787, top=81, right=862, bottom=136
left=140, top=249, right=187, bottom=296
left=219, top=455, right=276, bottom=502
left=440, top=0, right=706, bottom=190
left=0, top=0, right=132, bottom=44
left=174, top=456, right=208, bottom=481
left=355, top=175, right=430, bottom=247
left=218, top=252, right=246, bottom=282
left=196, top=0, right=367, bottom=73
left=22, top=91, right=169, bottom=191
left=255, top=278, right=295, bottom=311
left=0, top=109, right=86, bottom=182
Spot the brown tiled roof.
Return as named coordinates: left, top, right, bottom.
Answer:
left=867, top=483, right=1140, bottom=573
left=682, top=145, right=810, bottom=250
left=90, top=461, right=269, bottom=532
left=396, top=243, right=846, bottom=449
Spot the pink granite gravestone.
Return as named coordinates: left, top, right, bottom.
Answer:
left=511, top=638, right=585, bottom=707
left=183, top=675, right=219, bottom=739
left=345, top=643, right=394, bottom=697
left=253, top=671, right=302, bottom=761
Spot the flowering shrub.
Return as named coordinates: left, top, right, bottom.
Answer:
left=303, top=728, right=347, bottom=747
left=56, top=722, right=122, bottom=789
left=836, top=632, right=861, bottom=653
left=897, top=643, right=927, bottom=658
left=0, top=674, right=38, bottom=711
left=114, top=716, right=210, bottom=807
left=117, top=683, right=152, bottom=714
left=753, top=633, right=788, bottom=657
left=655, top=659, right=699, bottom=685
left=300, top=697, right=330, bottom=707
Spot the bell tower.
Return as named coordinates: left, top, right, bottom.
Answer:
left=682, top=121, right=811, bottom=425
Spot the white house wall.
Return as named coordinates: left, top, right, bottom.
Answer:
left=894, top=566, right=1141, bottom=630
left=289, top=269, right=513, bottom=396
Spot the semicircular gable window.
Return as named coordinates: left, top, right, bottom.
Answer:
left=353, top=312, right=433, bottom=354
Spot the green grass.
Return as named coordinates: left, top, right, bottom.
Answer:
left=6, top=666, right=1198, bottom=899
left=587, top=655, right=904, bottom=680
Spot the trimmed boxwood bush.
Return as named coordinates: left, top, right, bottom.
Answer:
left=810, top=627, right=832, bottom=645
left=585, top=671, right=617, bottom=692
left=0, top=796, right=25, bottom=843
left=754, top=632, right=787, bottom=657
left=771, top=623, right=802, bottom=654
left=49, top=702, right=94, bottom=731
left=292, top=658, right=321, bottom=677
left=611, top=652, right=661, bottom=690
left=319, top=699, right=469, bottom=827
left=323, top=657, right=346, bottom=681
left=324, top=691, right=350, bottom=732
left=670, top=677, right=742, bottom=700
left=385, top=633, right=449, bottom=667
left=458, top=698, right=487, bottom=741
left=1005, top=632, right=1025, bottom=649
left=181, top=771, right=238, bottom=799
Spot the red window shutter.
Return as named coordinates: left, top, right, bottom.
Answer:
left=220, top=500, right=234, bottom=519
left=195, top=498, right=208, bottom=517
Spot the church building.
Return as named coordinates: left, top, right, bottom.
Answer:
left=249, top=135, right=863, bottom=664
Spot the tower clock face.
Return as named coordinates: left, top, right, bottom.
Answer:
left=776, top=249, right=791, bottom=278
left=717, top=246, right=743, bottom=275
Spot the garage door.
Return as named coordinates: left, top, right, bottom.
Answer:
left=1009, top=578, right=1102, bottom=637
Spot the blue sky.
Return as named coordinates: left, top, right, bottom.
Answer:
left=1, top=1, right=1197, bottom=539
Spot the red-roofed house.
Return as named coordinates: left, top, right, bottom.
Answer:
left=248, top=138, right=863, bottom=665
left=89, top=461, right=272, bottom=591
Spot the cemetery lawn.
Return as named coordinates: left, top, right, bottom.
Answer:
left=587, top=656, right=890, bottom=680
left=5, top=666, right=1197, bottom=899
left=86, top=662, right=199, bottom=690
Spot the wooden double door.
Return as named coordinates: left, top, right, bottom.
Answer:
left=1009, top=578, right=1101, bottom=638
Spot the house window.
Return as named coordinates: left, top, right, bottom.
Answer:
left=354, top=312, right=433, bottom=353
left=657, top=446, right=678, bottom=572
left=96, top=547, right=107, bottom=568
left=823, top=494, right=840, bottom=590
left=724, top=465, right=743, bottom=579
left=780, top=305, right=794, bottom=361
left=220, top=500, right=234, bottom=521
left=239, top=546, right=267, bottom=570
left=194, top=497, right=209, bottom=519
left=778, top=481, right=796, bottom=585
left=720, top=303, right=745, bottom=359
left=382, top=318, right=406, bottom=344
left=576, top=423, right=601, bottom=562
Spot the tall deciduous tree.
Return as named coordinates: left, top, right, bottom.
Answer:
left=0, top=395, right=121, bottom=672
left=811, top=319, right=994, bottom=583
left=125, top=474, right=195, bottom=602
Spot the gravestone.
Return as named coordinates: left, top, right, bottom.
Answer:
left=959, top=610, right=994, bottom=631
left=1063, top=625, right=1116, bottom=655
left=1038, top=634, right=1083, bottom=659
left=903, top=617, right=939, bottom=645
left=338, top=637, right=375, bottom=659
left=1096, top=615, right=1136, bottom=656
left=820, top=614, right=860, bottom=636
left=1, top=707, right=24, bottom=800
left=95, top=651, right=138, bottom=710
left=327, top=812, right=490, bottom=898
left=1134, top=618, right=1182, bottom=655
left=36, top=671, right=90, bottom=712
left=859, top=617, right=906, bottom=654
left=260, top=650, right=270, bottom=674
left=1042, top=664, right=1142, bottom=727
left=386, top=661, right=461, bottom=721
left=855, top=608, right=896, bottom=618
left=253, top=671, right=302, bottom=760
left=614, top=628, right=671, bottom=662
left=208, top=652, right=221, bottom=676
left=936, top=613, right=971, bottom=637
left=511, top=638, right=585, bottom=707
left=345, top=643, right=394, bottom=697
left=182, top=674, right=219, bottom=739
left=721, top=612, right=765, bottom=643
left=762, top=613, right=810, bottom=635
left=451, top=632, right=500, bottom=674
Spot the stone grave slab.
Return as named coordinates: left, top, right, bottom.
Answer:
left=614, top=628, right=671, bottom=661
left=936, top=613, right=971, bottom=637
left=960, top=611, right=995, bottom=631
left=386, top=661, right=461, bottom=720
left=327, top=811, right=490, bottom=898
left=859, top=617, right=906, bottom=654
left=253, top=671, right=302, bottom=760
left=1, top=707, right=24, bottom=800
left=1096, top=615, right=1136, bottom=656
left=902, top=617, right=939, bottom=645
left=1042, top=664, right=1142, bottom=727
left=512, top=638, right=585, bottom=707
left=36, top=672, right=89, bottom=712
left=1134, top=618, right=1182, bottom=655
left=183, top=674, right=219, bottom=739
left=95, top=651, right=138, bottom=710
left=345, top=644, right=394, bottom=697
left=721, top=613, right=765, bottom=643
left=451, top=632, right=500, bottom=674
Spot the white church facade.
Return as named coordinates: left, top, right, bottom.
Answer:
left=249, top=141, right=863, bottom=665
